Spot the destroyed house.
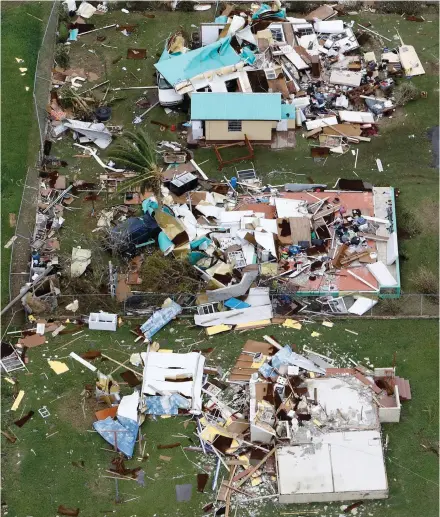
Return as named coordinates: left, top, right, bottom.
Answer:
left=154, top=36, right=244, bottom=95
left=190, top=92, right=294, bottom=142
left=276, top=187, right=401, bottom=298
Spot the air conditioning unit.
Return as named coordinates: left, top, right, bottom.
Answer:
left=264, top=68, right=277, bottom=80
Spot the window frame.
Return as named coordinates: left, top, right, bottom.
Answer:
left=227, top=120, right=243, bottom=132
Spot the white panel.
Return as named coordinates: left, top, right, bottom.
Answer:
left=348, top=297, right=378, bottom=316
left=117, top=391, right=139, bottom=422
left=339, top=111, right=375, bottom=123
left=220, top=211, right=254, bottom=224
left=259, top=219, right=278, bottom=234
left=314, top=20, right=344, bottom=34
left=399, top=45, right=425, bottom=76
left=330, top=70, right=362, bottom=87
left=330, top=431, right=387, bottom=492
left=255, top=231, right=277, bottom=257
left=275, top=198, right=308, bottom=218
left=200, top=23, right=224, bottom=46
left=194, top=305, right=273, bottom=326
left=277, top=445, right=334, bottom=495
left=367, top=261, right=398, bottom=287
left=305, top=116, right=338, bottom=130
left=386, top=231, right=398, bottom=265
left=284, top=50, right=309, bottom=70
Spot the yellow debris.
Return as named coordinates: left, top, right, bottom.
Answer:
left=206, top=324, right=232, bottom=336
left=251, top=476, right=263, bottom=487
left=48, top=360, right=69, bottom=375
left=283, top=319, right=302, bottom=330
left=11, top=390, right=25, bottom=411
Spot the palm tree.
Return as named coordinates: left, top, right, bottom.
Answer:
left=109, top=130, right=163, bottom=207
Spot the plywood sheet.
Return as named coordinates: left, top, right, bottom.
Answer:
left=289, top=216, right=311, bottom=245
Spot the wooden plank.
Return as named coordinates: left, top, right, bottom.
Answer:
left=283, top=22, right=295, bottom=47
left=235, top=448, right=277, bottom=488
left=306, top=128, right=322, bottom=138
left=224, top=465, right=237, bottom=517
left=289, top=217, right=311, bottom=245
left=267, top=77, right=290, bottom=100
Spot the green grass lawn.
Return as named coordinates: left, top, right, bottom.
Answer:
left=1, top=2, right=53, bottom=304
left=44, top=8, right=440, bottom=294
left=1, top=319, right=438, bottom=517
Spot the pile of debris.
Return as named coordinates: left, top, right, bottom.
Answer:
left=10, top=2, right=412, bottom=323
left=75, top=335, right=411, bottom=511
left=102, top=162, right=399, bottom=328
left=149, top=2, right=425, bottom=153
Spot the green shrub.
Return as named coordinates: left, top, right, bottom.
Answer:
left=54, top=43, right=70, bottom=69
left=378, top=298, right=401, bottom=315
left=178, top=1, right=196, bottom=11
left=397, top=207, right=422, bottom=239
left=57, top=22, right=69, bottom=43
left=140, top=252, right=201, bottom=294
left=376, top=1, right=421, bottom=15
left=393, top=82, right=421, bottom=107
left=411, top=267, right=439, bottom=296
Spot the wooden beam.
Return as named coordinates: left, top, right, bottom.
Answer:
left=101, top=354, right=143, bottom=377
left=235, top=447, right=277, bottom=488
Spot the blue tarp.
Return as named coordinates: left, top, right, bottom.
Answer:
left=241, top=46, right=256, bottom=65
left=111, top=213, right=160, bottom=246
left=224, top=298, right=251, bottom=310
left=93, top=415, right=139, bottom=458
left=145, top=394, right=191, bottom=415
left=154, top=37, right=242, bottom=87
left=140, top=300, right=182, bottom=341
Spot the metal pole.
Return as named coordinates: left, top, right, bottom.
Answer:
left=1, top=266, right=54, bottom=316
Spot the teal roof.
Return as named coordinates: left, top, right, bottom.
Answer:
left=154, top=37, right=242, bottom=87
left=191, top=93, right=282, bottom=121
left=281, top=104, right=296, bottom=120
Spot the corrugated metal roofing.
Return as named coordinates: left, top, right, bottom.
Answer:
left=191, top=92, right=282, bottom=121
left=154, top=37, right=242, bottom=87
left=281, top=104, right=296, bottom=120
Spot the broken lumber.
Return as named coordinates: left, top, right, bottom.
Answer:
left=235, top=447, right=277, bottom=488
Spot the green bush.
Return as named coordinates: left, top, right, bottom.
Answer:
left=58, top=3, right=70, bottom=24
left=140, top=252, right=201, bottom=294
left=57, top=22, right=69, bottom=44
left=393, top=82, right=421, bottom=107
left=54, top=43, right=70, bottom=69
left=411, top=267, right=439, bottom=296
left=178, top=1, right=196, bottom=11
left=291, top=1, right=323, bottom=14
left=376, top=1, right=421, bottom=15
left=397, top=207, right=422, bottom=239
left=378, top=298, right=401, bottom=315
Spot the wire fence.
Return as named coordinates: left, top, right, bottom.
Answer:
left=3, top=2, right=59, bottom=331
left=114, top=292, right=439, bottom=319
left=8, top=167, right=40, bottom=302
left=3, top=0, right=438, bottom=330
left=13, top=292, right=435, bottom=322
left=33, top=0, right=59, bottom=159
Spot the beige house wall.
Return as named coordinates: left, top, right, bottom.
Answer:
left=271, top=120, right=296, bottom=129
left=205, top=120, right=273, bottom=141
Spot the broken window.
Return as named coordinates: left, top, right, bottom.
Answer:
left=227, top=120, right=242, bottom=132
left=269, top=24, right=285, bottom=42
